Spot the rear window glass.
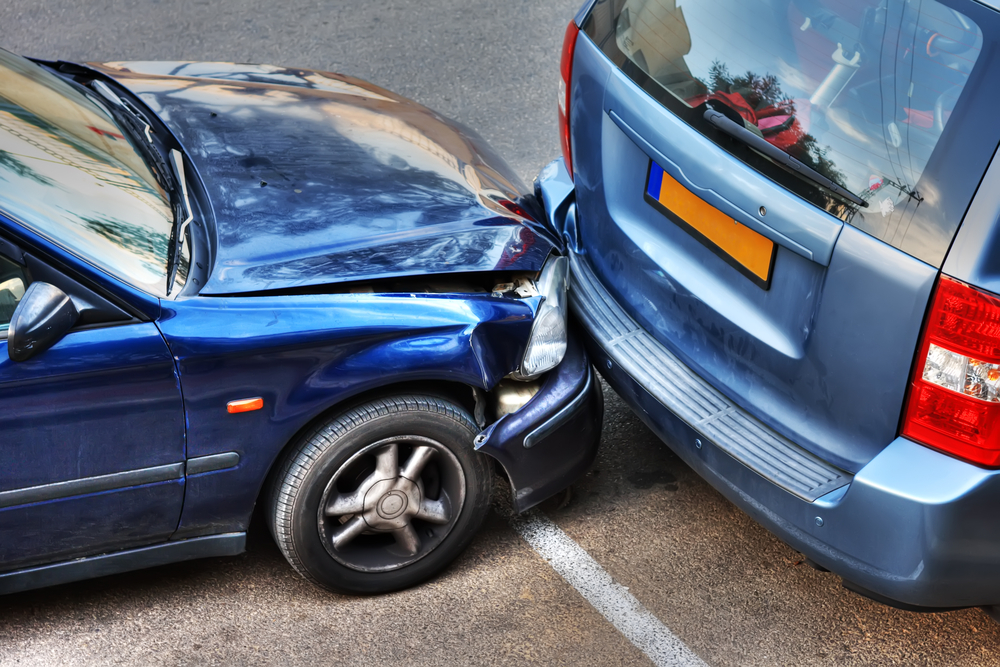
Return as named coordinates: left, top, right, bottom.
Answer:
left=584, top=0, right=1000, bottom=266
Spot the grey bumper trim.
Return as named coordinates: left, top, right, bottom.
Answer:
left=569, top=252, right=850, bottom=502
left=0, top=463, right=184, bottom=509
left=186, top=452, right=240, bottom=475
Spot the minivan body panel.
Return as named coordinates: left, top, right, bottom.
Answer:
left=555, top=0, right=1000, bottom=608
left=571, top=34, right=937, bottom=472
left=943, top=152, right=1000, bottom=295
left=588, top=327, right=1000, bottom=608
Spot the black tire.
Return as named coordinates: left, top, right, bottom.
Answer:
left=268, top=395, right=492, bottom=594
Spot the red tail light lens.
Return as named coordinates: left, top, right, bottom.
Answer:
left=559, top=20, right=580, bottom=181
left=902, top=276, right=1000, bottom=467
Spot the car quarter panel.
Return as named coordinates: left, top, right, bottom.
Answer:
left=943, top=149, right=1000, bottom=295
left=157, top=292, right=534, bottom=538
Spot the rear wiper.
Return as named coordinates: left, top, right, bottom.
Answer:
left=703, top=108, right=867, bottom=208
left=89, top=80, right=175, bottom=193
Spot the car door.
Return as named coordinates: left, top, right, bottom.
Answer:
left=0, top=246, right=186, bottom=571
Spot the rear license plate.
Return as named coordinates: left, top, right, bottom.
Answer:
left=645, top=161, right=775, bottom=289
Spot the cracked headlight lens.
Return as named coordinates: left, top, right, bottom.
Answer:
left=518, top=256, right=568, bottom=378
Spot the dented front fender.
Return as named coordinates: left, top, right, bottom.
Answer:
left=474, top=332, right=603, bottom=512
left=156, top=291, right=535, bottom=538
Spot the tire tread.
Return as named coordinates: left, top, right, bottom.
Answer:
left=267, top=395, right=486, bottom=591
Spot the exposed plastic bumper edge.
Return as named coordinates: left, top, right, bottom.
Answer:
left=475, top=332, right=603, bottom=513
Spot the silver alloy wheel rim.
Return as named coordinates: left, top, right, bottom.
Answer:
left=317, top=435, right=467, bottom=573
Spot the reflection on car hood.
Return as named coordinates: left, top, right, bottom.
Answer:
left=87, top=61, right=552, bottom=295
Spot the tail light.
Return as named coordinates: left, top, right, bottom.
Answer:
left=559, top=20, right=580, bottom=181
left=902, top=276, right=1000, bottom=467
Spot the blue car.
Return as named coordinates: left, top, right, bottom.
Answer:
left=0, top=49, right=602, bottom=595
left=541, top=0, right=1000, bottom=613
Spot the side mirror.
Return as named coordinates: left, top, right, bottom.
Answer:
left=8, top=282, right=79, bottom=362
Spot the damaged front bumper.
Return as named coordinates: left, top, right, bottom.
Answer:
left=473, top=332, right=603, bottom=512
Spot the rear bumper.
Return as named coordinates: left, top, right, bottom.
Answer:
left=571, top=249, right=1000, bottom=609
left=475, top=332, right=603, bottom=513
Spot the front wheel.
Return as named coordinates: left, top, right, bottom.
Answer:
left=268, top=395, right=492, bottom=594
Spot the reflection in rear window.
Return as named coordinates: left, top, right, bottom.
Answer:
left=585, top=0, right=999, bottom=266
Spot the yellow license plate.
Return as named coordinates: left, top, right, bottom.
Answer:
left=645, top=161, right=775, bottom=289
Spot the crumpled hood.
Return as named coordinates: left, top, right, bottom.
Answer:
left=87, top=61, right=552, bottom=294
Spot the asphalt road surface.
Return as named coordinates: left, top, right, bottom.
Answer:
left=3, top=1, right=1000, bottom=665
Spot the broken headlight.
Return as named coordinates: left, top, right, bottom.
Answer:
left=516, top=256, right=568, bottom=379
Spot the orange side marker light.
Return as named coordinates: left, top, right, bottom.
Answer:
left=227, top=397, right=264, bottom=414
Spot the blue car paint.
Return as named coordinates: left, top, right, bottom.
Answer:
left=0, top=321, right=185, bottom=487
left=475, top=334, right=602, bottom=512
left=0, top=56, right=603, bottom=591
left=605, top=104, right=842, bottom=266
left=552, top=0, right=1000, bottom=609
left=567, top=34, right=935, bottom=473
left=0, top=482, right=184, bottom=572
left=943, top=153, right=1000, bottom=296
left=573, top=0, right=598, bottom=24
left=0, top=533, right=246, bottom=596
left=589, top=334, right=1000, bottom=608
left=85, top=61, right=553, bottom=295
left=0, top=316, right=185, bottom=569
left=157, top=292, right=534, bottom=538
left=534, top=160, right=577, bottom=250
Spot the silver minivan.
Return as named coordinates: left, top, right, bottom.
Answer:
left=537, top=0, right=1000, bottom=615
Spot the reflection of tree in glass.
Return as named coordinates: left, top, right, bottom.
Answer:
left=703, top=61, right=847, bottom=192
left=707, top=62, right=784, bottom=110
left=0, top=150, right=55, bottom=186
left=78, top=214, right=169, bottom=274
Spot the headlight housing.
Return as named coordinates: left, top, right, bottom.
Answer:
left=516, top=256, right=569, bottom=379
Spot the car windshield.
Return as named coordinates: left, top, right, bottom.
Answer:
left=0, top=49, right=174, bottom=295
left=586, top=0, right=996, bottom=265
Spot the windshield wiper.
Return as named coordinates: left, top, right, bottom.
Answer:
left=166, top=149, right=193, bottom=296
left=703, top=108, right=867, bottom=208
left=90, top=80, right=192, bottom=294
left=89, top=80, right=176, bottom=193
left=91, top=80, right=152, bottom=141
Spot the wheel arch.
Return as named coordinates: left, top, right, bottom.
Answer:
left=165, top=291, right=533, bottom=541
left=249, top=378, right=484, bottom=532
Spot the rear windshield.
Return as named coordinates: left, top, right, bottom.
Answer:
left=583, top=0, right=1000, bottom=266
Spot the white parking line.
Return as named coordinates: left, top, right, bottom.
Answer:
left=510, top=511, right=707, bottom=667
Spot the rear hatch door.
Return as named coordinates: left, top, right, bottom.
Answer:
left=573, top=0, right=1000, bottom=472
